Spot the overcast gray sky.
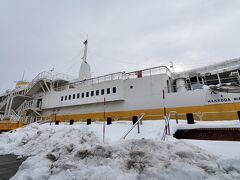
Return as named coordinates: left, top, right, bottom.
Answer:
left=1, top=0, right=240, bottom=92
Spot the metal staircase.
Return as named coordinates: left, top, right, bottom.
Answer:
left=0, top=97, right=9, bottom=111
left=0, top=72, right=52, bottom=119
left=16, top=100, right=39, bottom=114
left=0, top=71, right=72, bottom=126
left=9, top=109, right=21, bottom=121
left=16, top=99, right=41, bottom=116
left=25, top=71, right=52, bottom=96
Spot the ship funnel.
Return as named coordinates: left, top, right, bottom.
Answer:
left=79, top=40, right=91, bottom=80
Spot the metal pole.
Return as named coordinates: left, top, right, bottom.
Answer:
left=7, top=97, right=13, bottom=116
left=103, top=97, right=106, bottom=143
left=217, top=73, right=221, bottom=85
left=137, top=122, right=140, bottom=133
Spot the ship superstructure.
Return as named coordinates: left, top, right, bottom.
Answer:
left=1, top=41, right=240, bottom=128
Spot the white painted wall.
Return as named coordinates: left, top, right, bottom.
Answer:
left=40, top=72, right=240, bottom=117
left=41, top=74, right=170, bottom=116
left=42, top=79, right=124, bottom=109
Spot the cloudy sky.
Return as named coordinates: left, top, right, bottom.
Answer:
left=0, top=0, right=240, bottom=92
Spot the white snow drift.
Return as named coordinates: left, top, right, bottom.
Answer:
left=0, top=122, right=240, bottom=180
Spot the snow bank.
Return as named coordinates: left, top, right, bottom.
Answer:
left=175, top=120, right=240, bottom=130
left=0, top=123, right=240, bottom=180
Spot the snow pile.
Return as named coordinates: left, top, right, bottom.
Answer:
left=0, top=123, right=240, bottom=180
left=175, top=120, right=240, bottom=130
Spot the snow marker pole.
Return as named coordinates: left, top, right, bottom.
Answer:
left=162, top=89, right=169, bottom=138
left=103, top=97, right=106, bottom=143
left=103, top=121, right=105, bottom=143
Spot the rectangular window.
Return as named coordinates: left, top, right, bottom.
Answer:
left=91, top=91, right=94, bottom=96
left=113, top=87, right=116, bottom=93
left=61, top=96, right=63, bottom=101
left=86, top=92, right=89, bottom=97
left=65, top=95, right=67, bottom=100
left=81, top=92, right=84, bottom=98
left=96, top=90, right=99, bottom=96
left=69, top=95, right=71, bottom=100
left=77, top=93, right=80, bottom=99
left=101, top=89, right=104, bottom=95
left=73, top=94, right=75, bottom=99
left=107, top=88, right=110, bottom=94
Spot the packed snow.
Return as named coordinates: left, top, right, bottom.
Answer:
left=0, top=120, right=240, bottom=180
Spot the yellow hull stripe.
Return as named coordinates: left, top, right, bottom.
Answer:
left=0, top=121, right=25, bottom=131
left=52, top=102, right=240, bottom=121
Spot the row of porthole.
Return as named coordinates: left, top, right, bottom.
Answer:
left=61, top=87, right=117, bottom=101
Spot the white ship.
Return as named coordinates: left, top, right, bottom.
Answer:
left=1, top=40, right=240, bottom=129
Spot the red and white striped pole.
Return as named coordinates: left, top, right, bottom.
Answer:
left=162, top=89, right=170, bottom=138
left=103, top=97, right=106, bottom=143
left=162, top=89, right=166, bottom=117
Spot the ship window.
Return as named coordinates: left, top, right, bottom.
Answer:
left=86, top=92, right=89, bottom=97
left=107, top=88, right=110, bottom=94
left=113, top=87, right=116, bottom=93
left=101, top=89, right=104, bottom=95
left=73, top=94, right=75, bottom=99
left=69, top=95, right=71, bottom=100
left=65, top=96, right=67, bottom=100
left=91, top=91, right=94, bottom=96
left=77, top=93, right=80, bottom=99
left=81, top=92, right=84, bottom=98
left=96, top=90, right=99, bottom=96
left=61, top=96, right=63, bottom=101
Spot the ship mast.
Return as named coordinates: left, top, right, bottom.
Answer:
left=78, top=39, right=91, bottom=80
left=82, top=39, right=88, bottom=62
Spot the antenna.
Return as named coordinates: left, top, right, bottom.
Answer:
left=170, top=61, right=174, bottom=73
left=21, top=71, right=25, bottom=81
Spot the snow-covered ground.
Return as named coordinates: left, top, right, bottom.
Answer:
left=0, top=120, right=240, bottom=179
left=183, top=139, right=240, bottom=159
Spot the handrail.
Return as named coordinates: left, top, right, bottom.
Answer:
left=16, top=100, right=27, bottom=114
left=125, top=65, right=171, bottom=77
left=0, top=97, right=8, bottom=109
left=16, top=99, right=39, bottom=115
left=53, top=73, right=74, bottom=81
left=31, top=71, right=52, bottom=84
left=167, top=111, right=178, bottom=124
left=24, top=72, right=52, bottom=93
left=121, top=113, right=145, bottom=140
left=8, top=109, right=21, bottom=121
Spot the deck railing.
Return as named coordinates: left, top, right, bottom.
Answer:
left=68, top=66, right=171, bottom=88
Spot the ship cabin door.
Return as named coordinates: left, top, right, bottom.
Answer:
left=37, top=99, right=42, bottom=109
